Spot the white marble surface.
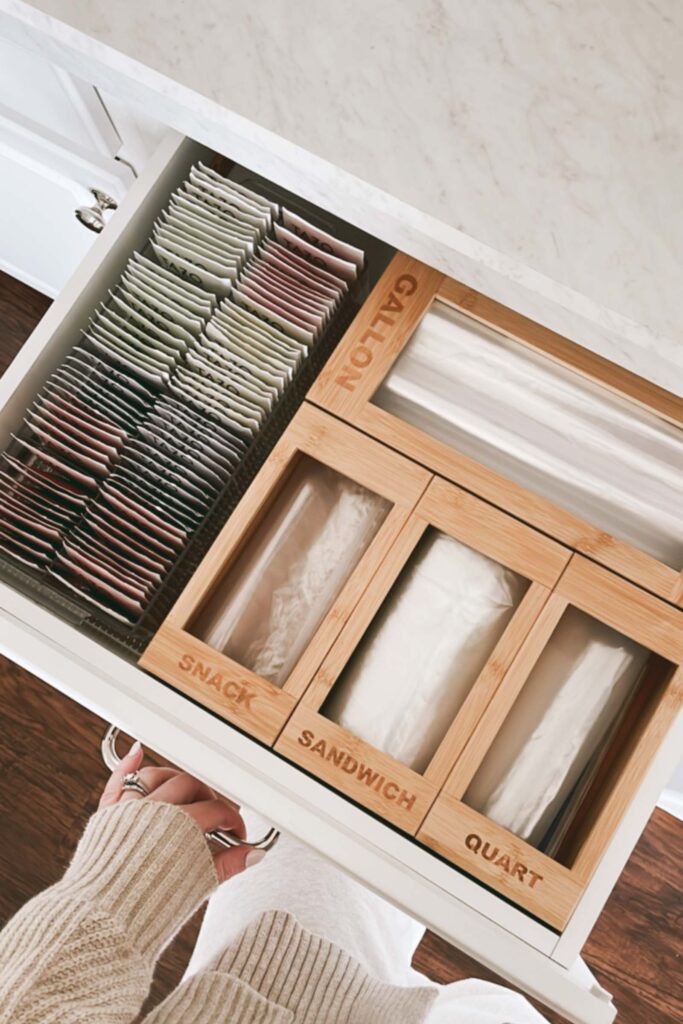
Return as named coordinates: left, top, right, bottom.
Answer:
left=1, top=0, right=682, bottom=395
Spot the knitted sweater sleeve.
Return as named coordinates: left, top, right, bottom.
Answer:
left=0, top=800, right=218, bottom=1024
left=0, top=800, right=434, bottom=1024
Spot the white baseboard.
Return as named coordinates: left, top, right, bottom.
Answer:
left=657, top=788, right=683, bottom=821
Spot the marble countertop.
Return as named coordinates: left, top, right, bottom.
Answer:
left=1, top=0, right=682, bottom=396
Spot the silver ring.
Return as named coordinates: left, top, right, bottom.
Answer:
left=122, top=771, right=149, bottom=797
left=102, top=725, right=279, bottom=852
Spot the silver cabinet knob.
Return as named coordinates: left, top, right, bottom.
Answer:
left=75, top=188, right=119, bottom=233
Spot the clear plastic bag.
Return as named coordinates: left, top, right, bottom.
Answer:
left=374, top=303, right=683, bottom=565
left=324, top=529, right=528, bottom=773
left=191, top=457, right=390, bottom=686
left=464, top=607, right=648, bottom=849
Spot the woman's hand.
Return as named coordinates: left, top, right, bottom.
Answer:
left=99, top=740, right=264, bottom=881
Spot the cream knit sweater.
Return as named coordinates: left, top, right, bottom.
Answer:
left=0, top=800, right=436, bottom=1023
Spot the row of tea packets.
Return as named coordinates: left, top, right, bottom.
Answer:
left=0, top=161, right=365, bottom=624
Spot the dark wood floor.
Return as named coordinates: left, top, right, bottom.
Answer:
left=0, top=270, right=681, bottom=1023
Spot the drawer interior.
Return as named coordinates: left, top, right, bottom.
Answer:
left=2, top=133, right=681, bottom=941
left=144, top=399, right=682, bottom=929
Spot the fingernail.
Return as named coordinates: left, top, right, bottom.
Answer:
left=126, top=740, right=142, bottom=760
left=245, top=849, right=266, bottom=869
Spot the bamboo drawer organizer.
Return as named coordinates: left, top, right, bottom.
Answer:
left=140, top=404, right=431, bottom=744
left=309, top=252, right=683, bottom=607
left=141, top=254, right=683, bottom=933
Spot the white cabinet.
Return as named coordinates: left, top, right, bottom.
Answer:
left=0, top=35, right=164, bottom=296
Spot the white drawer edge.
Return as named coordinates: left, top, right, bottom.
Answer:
left=0, top=584, right=551, bottom=946
left=0, top=590, right=617, bottom=1023
left=551, top=698, right=683, bottom=967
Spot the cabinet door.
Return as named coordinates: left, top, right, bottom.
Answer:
left=0, top=36, right=136, bottom=295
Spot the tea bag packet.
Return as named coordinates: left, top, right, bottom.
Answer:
left=117, top=277, right=199, bottom=345
left=196, top=162, right=279, bottom=221
left=68, top=347, right=157, bottom=404
left=110, top=475, right=198, bottom=535
left=236, top=278, right=326, bottom=339
left=0, top=472, right=74, bottom=527
left=262, top=238, right=346, bottom=301
left=216, top=298, right=305, bottom=370
left=207, top=320, right=296, bottom=386
left=171, top=191, right=258, bottom=261
left=0, top=328, right=142, bottom=576
left=68, top=527, right=163, bottom=587
left=81, top=325, right=170, bottom=389
left=150, top=241, right=234, bottom=298
left=122, top=271, right=205, bottom=337
left=49, top=559, right=147, bottom=623
left=52, top=369, right=141, bottom=435
left=166, top=201, right=244, bottom=250
left=0, top=445, right=89, bottom=569
left=150, top=393, right=240, bottom=451
left=281, top=209, right=365, bottom=272
left=1, top=452, right=88, bottom=512
left=24, top=410, right=114, bottom=476
left=85, top=333, right=169, bottom=389
left=201, top=325, right=288, bottom=393
left=165, top=168, right=268, bottom=279
left=61, top=538, right=155, bottom=598
left=37, top=389, right=127, bottom=449
left=187, top=346, right=277, bottom=413
left=103, top=293, right=189, bottom=358
left=59, top=477, right=189, bottom=619
left=273, top=223, right=358, bottom=283
left=64, top=349, right=157, bottom=420
left=230, top=290, right=316, bottom=348
left=189, top=165, right=273, bottom=234
left=0, top=528, right=53, bottom=569
left=159, top=209, right=247, bottom=271
left=0, top=514, right=64, bottom=563
left=129, top=252, right=216, bottom=319
left=171, top=370, right=261, bottom=437
left=247, top=257, right=333, bottom=319
left=153, top=219, right=241, bottom=279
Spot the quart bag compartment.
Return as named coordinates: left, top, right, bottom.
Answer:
left=139, top=403, right=431, bottom=742
left=310, top=253, right=683, bottom=605
left=418, top=556, right=683, bottom=929
left=276, top=474, right=570, bottom=830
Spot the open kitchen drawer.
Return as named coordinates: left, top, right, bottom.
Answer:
left=1, top=131, right=682, bottom=1024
